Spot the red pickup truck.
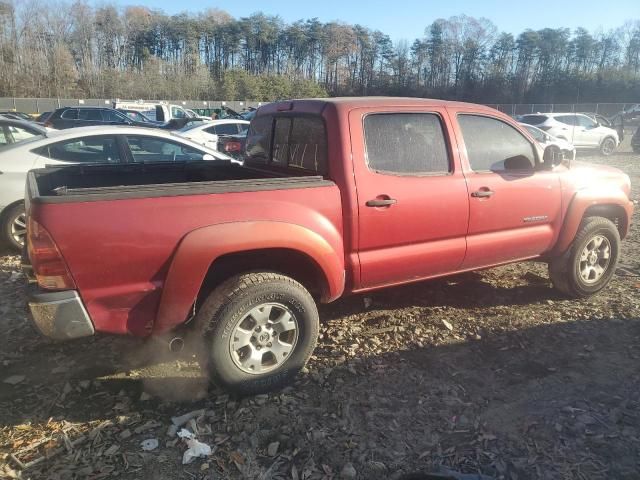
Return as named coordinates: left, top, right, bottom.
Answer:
left=24, top=98, right=633, bottom=394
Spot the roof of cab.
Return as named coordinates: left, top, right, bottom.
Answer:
left=259, top=96, right=498, bottom=115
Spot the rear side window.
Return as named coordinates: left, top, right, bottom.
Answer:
left=125, top=135, right=206, bottom=162
left=78, top=109, right=103, bottom=121
left=40, top=135, right=121, bottom=163
left=556, top=115, right=577, bottom=126
left=245, top=115, right=328, bottom=174
left=213, top=124, right=240, bottom=135
left=520, top=115, right=548, bottom=125
left=458, top=115, right=536, bottom=172
left=364, top=113, right=450, bottom=174
left=60, top=109, right=78, bottom=120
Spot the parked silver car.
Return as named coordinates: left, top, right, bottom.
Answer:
left=0, top=126, right=235, bottom=250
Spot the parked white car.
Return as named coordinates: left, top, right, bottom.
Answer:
left=0, top=126, right=237, bottom=250
left=520, top=123, right=576, bottom=161
left=174, top=120, right=250, bottom=151
left=519, top=113, right=619, bottom=156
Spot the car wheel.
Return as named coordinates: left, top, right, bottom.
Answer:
left=599, top=137, right=616, bottom=156
left=1, top=203, right=26, bottom=251
left=194, top=272, right=319, bottom=395
left=548, top=217, right=620, bottom=298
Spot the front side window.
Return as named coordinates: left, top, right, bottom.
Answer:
left=42, top=135, right=121, bottom=163
left=172, top=107, right=186, bottom=119
left=125, top=136, right=206, bottom=162
left=524, top=125, right=546, bottom=143
left=577, top=115, right=596, bottom=129
left=458, top=115, right=536, bottom=172
left=8, top=125, right=38, bottom=143
left=364, top=113, right=450, bottom=175
left=245, top=115, right=328, bottom=174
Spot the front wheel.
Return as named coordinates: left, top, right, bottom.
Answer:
left=1, top=203, right=26, bottom=251
left=600, top=137, right=616, bottom=156
left=549, top=217, right=620, bottom=298
left=194, top=272, right=319, bottom=395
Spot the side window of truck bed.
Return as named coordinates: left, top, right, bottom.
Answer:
left=458, top=115, right=536, bottom=172
left=363, top=113, right=450, bottom=175
left=245, top=115, right=328, bottom=174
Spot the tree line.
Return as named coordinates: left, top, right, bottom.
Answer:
left=1, top=0, right=639, bottom=103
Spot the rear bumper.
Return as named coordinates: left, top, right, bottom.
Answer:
left=26, top=286, right=95, bottom=340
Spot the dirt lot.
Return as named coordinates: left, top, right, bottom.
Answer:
left=1, top=143, right=639, bottom=479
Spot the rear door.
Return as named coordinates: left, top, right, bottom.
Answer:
left=454, top=112, right=562, bottom=268
left=77, top=109, right=104, bottom=127
left=350, top=108, right=469, bottom=289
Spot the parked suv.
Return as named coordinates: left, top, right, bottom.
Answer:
left=44, top=107, right=153, bottom=130
left=520, top=113, right=619, bottom=156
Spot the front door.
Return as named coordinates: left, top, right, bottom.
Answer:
left=350, top=107, right=469, bottom=289
left=454, top=113, right=562, bottom=269
left=574, top=114, right=600, bottom=147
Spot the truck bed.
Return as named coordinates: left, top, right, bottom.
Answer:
left=29, top=161, right=326, bottom=202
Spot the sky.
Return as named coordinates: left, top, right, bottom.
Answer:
left=102, top=0, right=640, bottom=41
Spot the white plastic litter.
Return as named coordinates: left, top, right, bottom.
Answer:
left=182, top=438, right=212, bottom=464
left=141, top=438, right=159, bottom=451
left=177, top=428, right=195, bottom=439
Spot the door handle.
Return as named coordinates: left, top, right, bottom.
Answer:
left=471, top=189, right=494, bottom=198
left=366, top=198, right=397, bottom=207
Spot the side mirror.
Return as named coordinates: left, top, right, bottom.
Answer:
left=543, top=146, right=563, bottom=168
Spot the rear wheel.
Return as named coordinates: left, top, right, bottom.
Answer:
left=549, top=217, right=620, bottom=298
left=600, top=137, right=616, bottom=156
left=1, top=203, right=26, bottom=252
left=194, top=272, right=319, bottom=395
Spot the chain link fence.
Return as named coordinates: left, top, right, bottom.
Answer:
left=486, top=103, right=632, bottom=117
left=0, top=98, right=265, bottom=114
left=0, top=98, right=635, bottom=118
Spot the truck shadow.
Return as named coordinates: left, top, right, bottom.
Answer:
left=1, top=259, right=639, bottom=478
left=2, top=315, right=639, bottom=478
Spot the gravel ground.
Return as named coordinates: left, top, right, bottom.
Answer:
left=1, top=144, right=639, bottom=480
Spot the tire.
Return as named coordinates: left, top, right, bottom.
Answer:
left=193, top=272, right=319, bottom=395
left=548, top=217, right=620, bottom=298
left=599, top=137, right=616, bottom=156
left=1, top=203, right=26, bottom=252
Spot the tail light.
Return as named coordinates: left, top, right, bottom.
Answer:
left=27, top=218, right=76, bottom=290
left=224, top=141, right=242, bottom=153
